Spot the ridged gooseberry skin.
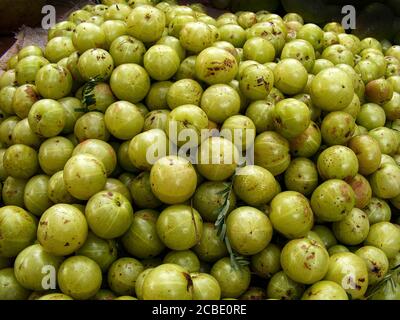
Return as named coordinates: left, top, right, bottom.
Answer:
left=156, top=205, right=203, bottom=251
left=85, top=191, right=134, bottom=239
left=77, top=49, right=114, bottom=82
left=109, top=64, right=150, bottom=104
left=150, top=156, right=197, bottom=205
left=143, top=45, right=180, bottom=81
left=142, top=264, right=193, bottom=300
left=310, top=67, right=354, bottom=111
left=63, top=153, right=107, bottom=201
left=269, top=191, right=314, bottom=239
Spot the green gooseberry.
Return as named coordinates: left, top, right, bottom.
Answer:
left=0, top=268, right=30, bottom=300
left=266, top=271, right=305, bottom=300
left=251, top=243, right=281, bottom=279
left=254, top=131, right=290, bottom=176
left=301, top=281, right=348, bottom=300
left=166, top=79, right=203, bottom=110
left=284, top=157, right=318, bottom=196
left=0, top=206, right=37, bottom=258
left=289, top=121, right=321, bottom=158
left=146, top=81, right=173, bottom=111
left=108, top=257, right=144, bottom=296
left=355, top=246, right=389, bottom=285
left=321, top=111, right=356, bottom=146
left=200, top=84, right=241, bottom=123
left=37, top=204, right=87, bottom=256
left=14, top=244, right=63, bottom=291
left=311, top=179, right=355, bottom=222
left=156, top=204, right=203, bottom=250
left=211, top=257, right=251, bottom=299
left=192, top=222, right=228, bottom=262
left=38, top=136, right=74, bottom=175
left=273, top=98, right=311, bottom=139
left=233, top=165, right=278, bottom=206
left=58, top=256, right=102, bottom=300
left=324, top=252, right=369, bottom=300
left=63, top=153, right=107, bottom=200
left=193, top=181, right=236, bottom=222
left=269, top=191, right=314, bottom=239
left=226, top=206, right=273, bottom=256
left=23, top=175, right=53, bottom=217
left=356, top=103, right=386, bottom=130
left=85, top=190, right=133, bottom=239
left=144, top=45, right=180, bottom=81
left=121, top=209, right=165, bottom=259
left=130, top=172, right=162, bottom=209
left=332, top=208, right=370, bottom=245
left=364, top=222, right=400, bottom=259
left=317, top=146, right=359, bottom=180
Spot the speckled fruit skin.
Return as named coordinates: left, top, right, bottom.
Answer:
left=108, top=257, right=144, bottom=296
left=269, top=191, right=314, bottom=239
left=332, top=208, right=370, bottom=245
left=355, top=246, right=389, bottom=286
left=58, top=256, right=102, bottom=300
left=267, top=271, right=305, bottom=300
left=37, top=204, right=88, bottom=256
left=324, top=252, right=369, bottom=300
left=210, top=257, right=251, bottom=298
left=344, top=174, right=372, bottom=209
left=239, top=64, right=274, bottom=101
left=310, top=67, right=354, bottom=111
left=317, top=146, right=359, bottom=180
left=348, top=135, right=381, bottom=176
left=28, top=99, right=66, bottom=138
left=289, top=121, right=321, bottom=158
left=85, top=191, right=133, bottom=239
left=273, top=98, right=311, bottom=139
left=301, top=281, right=348, bottom=300
left=233, top=165, right=278, bottom=206
left=195, top=47, right=238, bottom=85
left=321, top=111, right=355, bottom=146
left=0, top=206, right=37, bottom=258
left=226, top=206, right=273, bottom=255
left=311, top=179, right=356, bottom=222
left=156, top=205, right=203, bottom=251
left=150, top=156, right=197, bottom=204
left=3, top=144, right=39, bottom=179
left=284, top=157, right=318, bottom=196
left=280, top=238, right=329, bottom=285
